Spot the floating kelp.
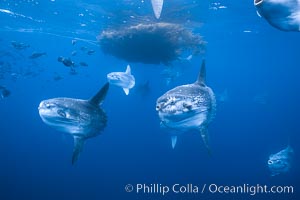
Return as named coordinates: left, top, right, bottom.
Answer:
left=98, top=22, right=206, bottom=65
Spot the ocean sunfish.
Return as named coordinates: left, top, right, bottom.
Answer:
left=254, top=0, right=300, bottom=31
left=38, top=83, right=109, bottom=164
left=156, top=60, right=216, bottom=150
left=268, top=146, right=294, bottom=176
left=107, top=65, right=135, bottom=95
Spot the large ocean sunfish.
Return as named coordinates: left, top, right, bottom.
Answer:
left=156, top=60, right=216, bottom=150
left=38, top=83, right=109, bottom=164
left=254, top=0, right=300, bottom=31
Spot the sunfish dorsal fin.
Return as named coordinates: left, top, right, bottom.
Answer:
left=125, top=65, right=131, bottom=75
left=72, top=136, right=86, bottom=165
left=171, top=135, right=177, bottom=149
left=200, top=127, right=211, bottom=155
left=195, top=59, right=206, bottom=86
left=89, top=82, right=109, bottom=105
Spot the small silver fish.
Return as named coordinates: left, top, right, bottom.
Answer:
left=72, top=39, right=77, bottom=45
left=58, top=56, right=75, bottom=67
left=79, top=62, right=88, bottom=67
left=71, top=51, right=77, bottom=56
left=29, top=52, right=46, bottom=59
left=11, top=41, right=30, bottom=50
left=87, top=49, right=95, bottom=55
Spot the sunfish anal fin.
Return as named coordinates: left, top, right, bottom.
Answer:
left=123, top=88, right=130, bottom=95
left=171, top=135, right=177, bottom=149
left=72, top=136, right=86, bottom=165
left=200, top=127, right=211, bottom=155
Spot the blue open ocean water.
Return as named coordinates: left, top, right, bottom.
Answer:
left=0, top=0, right=299, bottom=199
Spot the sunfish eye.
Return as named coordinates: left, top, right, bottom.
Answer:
left=57, top=109, right=66, bottom=118
left=156, top=105, right=160, bottom=110
left=268, top=160, right=273, bottom=165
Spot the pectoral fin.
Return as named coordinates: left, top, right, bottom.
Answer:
left=72, top=136, right=86, bottom=165
left=123, top=88, right=130, bottom=95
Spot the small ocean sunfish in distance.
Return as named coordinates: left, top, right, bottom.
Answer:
left=87, top=49, right=95, bottom=55
left=29, top=52, right=46, bottom=59
left=268, top=146, right=294, bottom=176
left=79, top=62, right=88, bottom=67
left=107, top=65, right=135, bottom=95
left=156, top=60, right=216, bottom=150
left=72, top=39, right=77, bottom=45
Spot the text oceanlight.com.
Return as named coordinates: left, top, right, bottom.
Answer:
left=124, top=183, right=294, bottom=196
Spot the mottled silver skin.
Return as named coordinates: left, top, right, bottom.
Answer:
left=38, top=83, right=109, bottom=164
left=156, top=60, right=216, bottom=150
left=254, top=0, right=300, bottom=31
left=268, top=146, right=293, bottom=176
